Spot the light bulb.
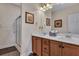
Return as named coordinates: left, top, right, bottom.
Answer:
left=47, top=4, right=50, bottom=7
left=42, top=9, right=45, bottom=11
left=43, top=5, right=46, bottom=9
left=40, top=7, right=43, bottom=10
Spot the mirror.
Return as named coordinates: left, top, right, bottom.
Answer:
left=37, top=3, right=79, bottom=35
left=50, top=3, right=79, bottom=35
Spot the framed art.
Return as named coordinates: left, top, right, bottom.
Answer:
left=54, top=19, right=62, bottom=28
left=46, top=18, right=50, bottom=26
left=25, top=12, right=34, bottom=24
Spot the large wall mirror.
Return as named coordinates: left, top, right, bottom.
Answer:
left=38, top=3, right=79, bottom=35
left=50, top=3, right=79, bottom=34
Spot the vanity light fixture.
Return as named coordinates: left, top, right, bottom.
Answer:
left=39, top=3, right=52, bottom=11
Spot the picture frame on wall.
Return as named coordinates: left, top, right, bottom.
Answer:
left=25, top=12, right=34, bottom=24
left=46, top=18, right=50, bottom=26
left=54, top=19, right=62, bottom=28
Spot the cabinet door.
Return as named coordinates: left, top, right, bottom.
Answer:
left=32, top=36, right=37, bottom=54
left=32, top=36, right=42, bottom=56
left=50, top=40, right=62, bottom=56
left=62, top=43, right=79, bottom=56
left=42, top=39, right=50, bottom=56
left=36, top=37, right=42, bottom=56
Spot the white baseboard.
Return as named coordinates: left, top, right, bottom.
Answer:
left=20, top=50, right=32, bottom=56
left=15, top=44, right=21, bottom=53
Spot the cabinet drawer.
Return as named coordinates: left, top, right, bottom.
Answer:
left=42, top=51, right=49, bottom=56
left=42, top=39, right=49, bottom=45
left=42, top=45, right=49, bottom=53
left=50, top=40, right=60, bottom=45
left=42, top=46, right=49, bottom=56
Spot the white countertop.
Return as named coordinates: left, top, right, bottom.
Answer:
left=32, top=32, right=79, bottom=46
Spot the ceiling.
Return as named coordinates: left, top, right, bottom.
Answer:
left=12, top=3, right=79, bottom=11
left=52, top=3, right=79, bottom=12
left=11, top=3, right=21, bottom=7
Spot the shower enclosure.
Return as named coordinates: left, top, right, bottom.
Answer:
left=16, top=16, right=21, bottom=47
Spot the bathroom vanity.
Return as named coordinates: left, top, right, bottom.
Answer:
left=32, top=33, right=79, bottom=56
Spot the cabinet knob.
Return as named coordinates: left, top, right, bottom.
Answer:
left=59, top=45, right=62, bottom=48
left=62, top=46, right=64, bottom=48
left=44, top=48, right=47, bottom=50
left=59, top=45, right=64, bottom=48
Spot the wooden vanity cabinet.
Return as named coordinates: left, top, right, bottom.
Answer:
left=32, top=36, right=79, bottom=56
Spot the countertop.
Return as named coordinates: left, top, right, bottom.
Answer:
left=32, top=32, right=79, bottom=46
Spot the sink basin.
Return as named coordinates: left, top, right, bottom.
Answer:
left=37, top=32, right=48, bottom=36
left=56, top=35, right=63, bottom=38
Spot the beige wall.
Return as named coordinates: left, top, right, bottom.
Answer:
left=0, top=4, right=20, bottom=49
left=21, top=4, right=34, bottom=55
left=21, top=3, right=52, bottom=56
left=52, top=4, right=79, bottom=33
left=21, top=4, right=40, bottom=56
